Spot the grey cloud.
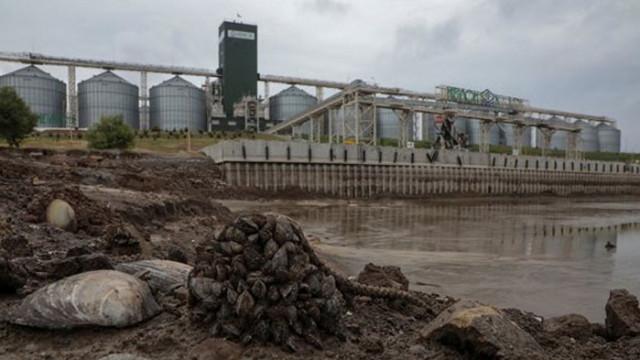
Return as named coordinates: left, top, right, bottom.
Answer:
left=373, top=0, right=640, bottom=150
left=0, top=0, right=639, bottom=150
left=302, top=0, right=349, bottom=14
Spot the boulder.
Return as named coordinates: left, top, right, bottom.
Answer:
left=7, top=270, right=161, bottom=329
left=115, top=259, right=192, bottom=294
left=420, top=299, right=547, bottom=360
left=543, top=314, right=592, bottom=339
left=357, top=263, right=409, bottom=291
left=605, top=289, right=640, bottom=339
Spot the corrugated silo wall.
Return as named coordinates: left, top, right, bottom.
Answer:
left=149, top=78, right=206, bottom=131
left=78, top=72, right=139, bottom=129
left=0, top=66, right=66, bottom=127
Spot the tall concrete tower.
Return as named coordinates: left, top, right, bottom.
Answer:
left=218, top=21, right=258, bottom=120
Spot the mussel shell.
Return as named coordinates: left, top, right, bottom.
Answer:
left=115, top=260, right=192, bottom=294
left=7, top=270, right=161, bottom=329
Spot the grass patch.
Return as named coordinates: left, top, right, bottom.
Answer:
left=3, top=132, right=637, bottom=163
left=0, top=131, right=286, bottom=154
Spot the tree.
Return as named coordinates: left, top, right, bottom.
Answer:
left=86, top=115, right=135, bottom=150
left=0, top=87, right=38, bottom=147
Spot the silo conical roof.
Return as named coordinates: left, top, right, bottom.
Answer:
left=275, top=85, right=315, bottom=98
left=154, top=75, right=199, bottom=89
left=3, top=65, right=61, bottom=81
left=80, top=70, right=134, bottom=86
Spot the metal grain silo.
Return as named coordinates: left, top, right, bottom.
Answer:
left=149, top=76, right=206, bottom=131
left=376, top=108, right=398, bottom=139
left=535, top=117, right=567, bottom=150
left=0, top=65, right=66, bottom=127
left=597, top=123, right=621, bottom=153
left=422, top=113, right=436, bottom=142
left=574, top=120, right=599, bottom=153
left=375, top=107, right=416, bottom=141
left=78, top=71, right=139, bottom=129
left=467, top=118, right=500, bottom=145
left=502, top=124, right=532, bottom=148
left=269, top=86, right=316, bottom=123
left=453, top=117, right=468, bottom=138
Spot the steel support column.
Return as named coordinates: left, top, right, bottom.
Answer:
left=566, top=130, right=581, bottom=159
left=513, top=124, right=527, bottom=155
left=395, top=108, right=414, bottom=148
left=479, top=120, right=493, bottom=153
left=537, top=127, right=555, bottom=157
left=316, top=86, right=324, bottom=102
left=67, top=66, right=77, bottom=128
left=140, top=71, right=148, bottom=130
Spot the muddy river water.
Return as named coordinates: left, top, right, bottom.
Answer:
left=221, top=197, right=640, bottom=322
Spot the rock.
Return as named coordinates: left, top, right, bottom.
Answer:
left=99, top=355, right=150, bottom=360
left=0, top=250, right=27, bottom=292
left=0, top=218, right=13, bottom=240
left=357, top=263, right=409, bottom=291
left=168, top=247, right=188, bottom=264
left=605, top=289, right=640, bottom=339
left=66, top=245, right=91, bottom=257
left=408, top=344, right=426, bottom=355
left=115, top=259, right=192, bottom=294
left=189, top=338, right=244, bottom=360
left=105, top=224, right=142, bottom=255
left=543, top=314, right=592, bottom=339
left=1, top=234, right=32, bottom=257
left=360, top=335, right=384, bottom=354
left=502, top=308, right=543, bottom=337
left=420, top=299, right=547, bottom=360
left=7, top=270, right=161, bottom=329
left=78, top=253, right=113, bottom=271
left=46, top=253, right=113, bottom=279
left=46, top=199, right=77, bottom=231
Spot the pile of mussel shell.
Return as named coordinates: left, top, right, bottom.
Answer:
left=188, top=213, right=345, bottom=350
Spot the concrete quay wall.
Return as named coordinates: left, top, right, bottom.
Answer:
left=203, top=140, right=640, bottom=197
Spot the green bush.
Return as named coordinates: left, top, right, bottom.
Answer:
left=0, top=87, right=38, bottom=147
left=85, top=115, right=135, bottom=150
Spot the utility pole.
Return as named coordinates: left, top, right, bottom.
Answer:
left=186, top=91, right=192, bottom=152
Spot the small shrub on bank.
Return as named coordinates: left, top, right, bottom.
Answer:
left=85, top=115, right=135, bottom=150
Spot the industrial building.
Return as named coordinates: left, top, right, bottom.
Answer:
left=0, top=20, right=623, bottom=154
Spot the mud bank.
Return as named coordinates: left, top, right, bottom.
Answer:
left=0, top=148, right=639, bottom=359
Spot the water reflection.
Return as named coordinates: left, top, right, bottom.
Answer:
left=289, top=202, right=640, bottom=261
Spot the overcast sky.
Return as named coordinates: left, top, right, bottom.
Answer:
left=0, top=0, right=638, bottom=151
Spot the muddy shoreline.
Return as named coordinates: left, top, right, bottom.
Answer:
left=1, top=148, right=639, bottom=359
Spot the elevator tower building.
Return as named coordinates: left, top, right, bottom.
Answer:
left=218, top=21, right=258, bottom=120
